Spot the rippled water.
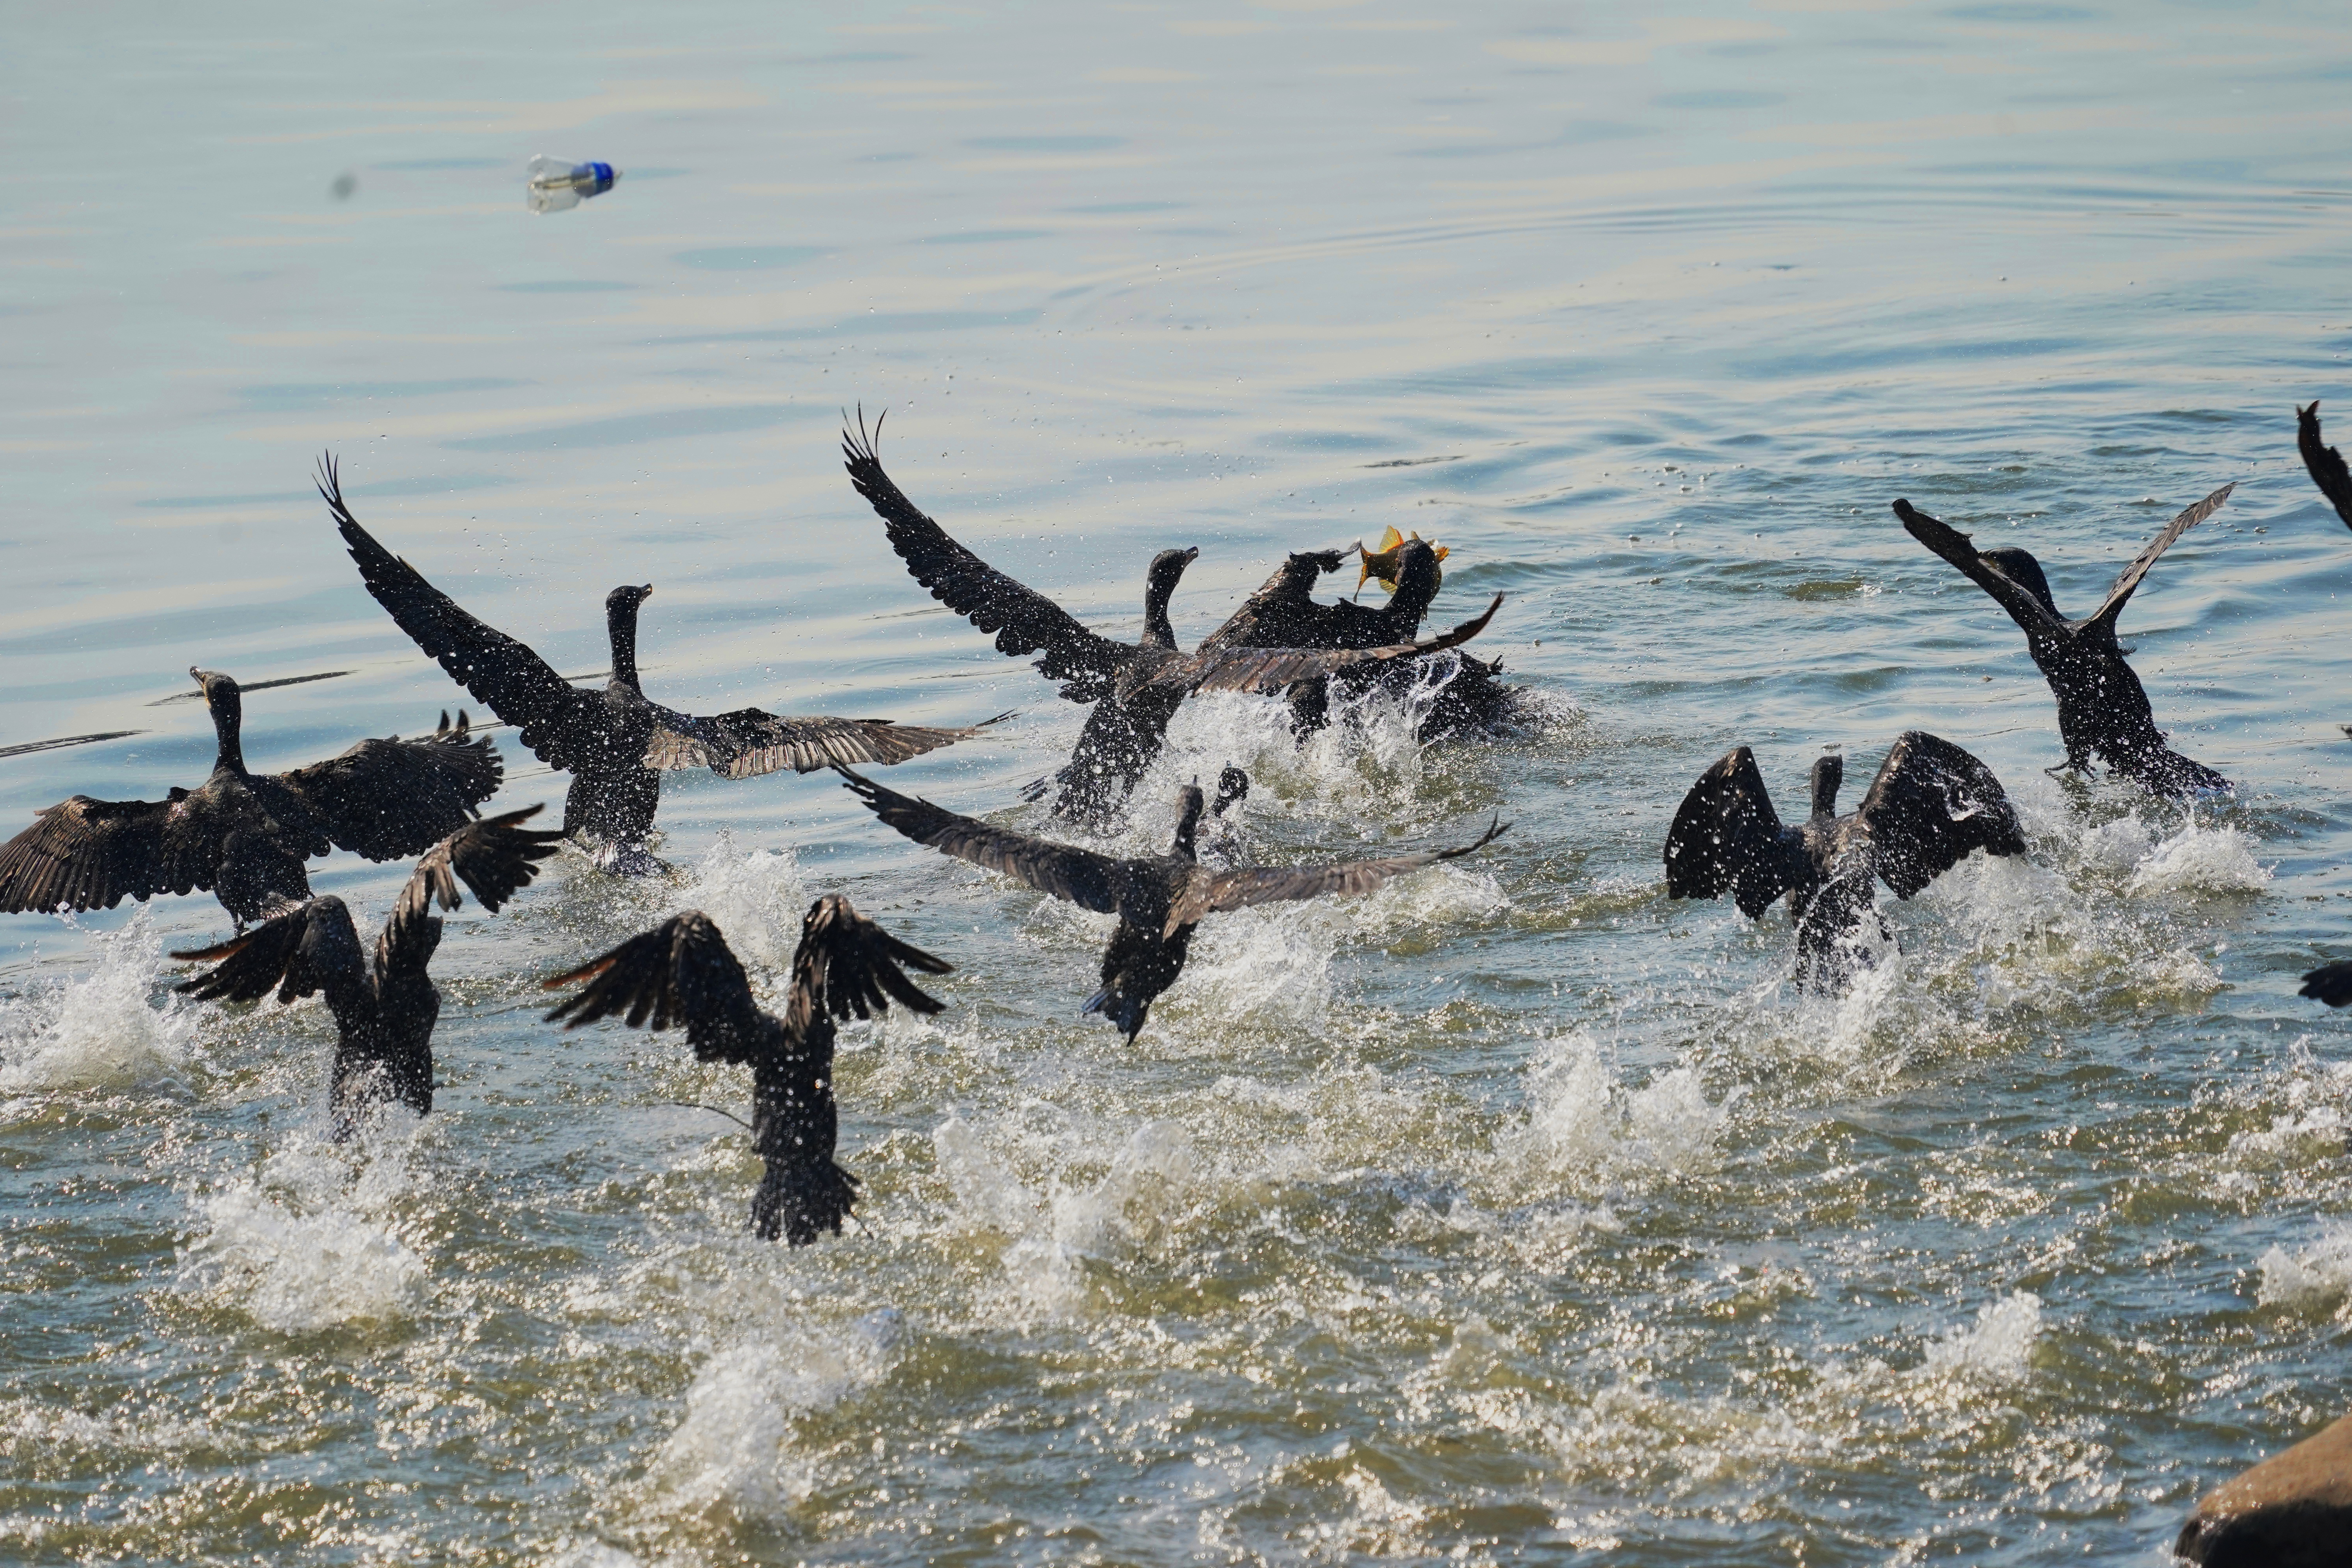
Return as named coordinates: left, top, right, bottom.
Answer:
left=7, top=2, right=2352, bottom=1562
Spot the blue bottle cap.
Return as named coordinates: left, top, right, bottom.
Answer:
left=583, top=162, right=615, bottom=196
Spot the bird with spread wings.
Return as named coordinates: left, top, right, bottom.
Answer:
left=1892, top=486, right=2234, bottom=797
left=0, top=667, right=501, bottom=927
left=838, top=764, right=1506, bottom=1041
left=841, top=413, right=1503, bottom=823
left=1666, top=731, right=2027, bottom=989
left=542, top=897, right=951, bottom=1244
left=174, top=805, right=563, bottom=1129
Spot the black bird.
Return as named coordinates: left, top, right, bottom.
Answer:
left=1893, top=487, right=2235, bottom=797
left=542, top=897, right=950, bottom=1244
left=173, top=806, right=563, bottom=1127
left=2299, top=958, right=2352, bottom=1007
left=1202, top=540, right=1516, bottom=739
left=839, top=765, right=1507, bottom=1041
left=1665, top=732, right=2028, bottom=988
left=841, top=416, right=1504, bottom=822
left=0, top=667, right=500, bottom=927
left=319, top=454, right=996, bottom=871
left=2298, top=401, right=2352, bottom=531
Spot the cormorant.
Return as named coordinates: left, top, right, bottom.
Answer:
left=0, top=668, right=500, bottom=927
left=2299, top=961, right=2352, bottom=1007
left=1202, top=539, right=1515, bottom=739
left=319, top=454, right=996, bottom=870
left=2297, top=401, right=2352, bottom=531
left=838, top=765, right=1507, bottom=1041
left=841, top=416, right=1502, bottom=822
left=541, top=897, right=950, bottom=1244
left=1665, top=732, right=2028, bottom=988
left=1893, top=487, right=2235, bottom=797
left=172, top=806, right=563, bottom=1127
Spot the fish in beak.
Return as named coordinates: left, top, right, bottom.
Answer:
left=1354, top=526, right=1450, bottom=597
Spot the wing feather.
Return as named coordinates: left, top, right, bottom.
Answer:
left=319, top=454, right=603, bottom=769
left=541, top=911, right=774, bottom=1066
left=835, top=766, right=1133, bottom=916
left=782, top=894, right=951, bottom=1042
left=1853, top=731, right=2028, bottom=899
left=2085, top=484, right=2231, bottom=632
left=841, top=415, right=1131, bottom=700
left=1664, top=747, right=1803, bottom=919
left=271, top=710, right=503, bottom=862
left=1162, top=817, right=1507, bottom=937
left=376, top=806, right=563, bottom=981
left=2299, top=402, right=2352, bottom=532
left=1182, top=593, right=1502, bottom=694
left=172, top=895, right=369, bottom=1014
left=644, top=706, right=1007, bottom=779
left=1891, top=499, right=2072, bottom=641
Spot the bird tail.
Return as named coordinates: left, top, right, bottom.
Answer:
left=753, top=1158, right=862, bottom=1246
left=1080, top=986, right=1149, bottom=1042
left=2123, top=746, right=2233, bottom=800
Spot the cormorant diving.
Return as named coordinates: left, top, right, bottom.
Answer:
left=838, top=765, right=1507, bottom=1041
left=1665, top=731, right=2027, bottom=988
left=172, top=806, right=563, bottom=1129
left=0, top=667, right=501, bottom=927
left=1892, top=487, right=2235, bottom=797
left=319, top=454, right=997, bottom=871
left=842, top=415, right=1503, bottom=822
left=541, top=897, right=951, bottom=1244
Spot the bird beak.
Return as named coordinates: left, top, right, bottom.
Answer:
left=189, top=667, right=208, bottom=703
left=639, top=584, right=654, bottom=597
left=1184, top=547, right=1200, bottom=562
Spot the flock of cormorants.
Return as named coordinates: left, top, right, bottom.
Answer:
left=5, top=403, right=2352, bottom=1245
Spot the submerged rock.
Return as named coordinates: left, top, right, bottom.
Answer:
left=2178, top=1411, right=2352, bottom=1566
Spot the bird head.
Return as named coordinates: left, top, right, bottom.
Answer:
left=1810, top=751, right=1845, bottom=819
left=1979, top=548, right=2058, bottom=616
left=606, top=583, right=654, bottom=615
left=1355, top=528, right=1449, bottom=600
left=1211, top=764, right=1249, bottom=818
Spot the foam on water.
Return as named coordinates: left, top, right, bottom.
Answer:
left=1916, top=1291, right=2044, bottom=1384
left=176, top=1126, right=428, bottom=1333
left=2256, top=1227, right=2352, bottom=1317
left=0, top=907, right=189, bottom=1098
left=1496, top=1034, right=1728, bottom=1198
left=979, top=1118, right=1200, bottom=1319
left=645, top=1310, right=902, bottom=1525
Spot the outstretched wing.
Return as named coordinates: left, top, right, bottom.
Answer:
left=1162, top=817, right=1508, bottom=937
left=271, top=711, right=503, bottom=862
left=1664, top=747, right=1804, bottom=919
left=319, top=453, right=603, bottom=770
left=783, top=893, right=951, bottom=1040
left=1182, top=593, right=1503, bottom=694
left=841, top=414, right=1132, bottom=701
left=376, top=805, right=564, bottom=982
left=1853, top=731, right=2028, bottom=899
left=1201, top=548, right=1352, bottom=652
left=0, top=787, right=260, bottom=913
left=2299, top=402, right=2352, bottom=531
left=1891, top=499, right=2071, bottom=642
left=172, top=895, right=369, bottom=1013
left=642, top=704, right=1007, bottom=780
left=541, top=911, right=773, bottom=1066
left=835, top=766, right=1133, bottom=917
left=2083, top=484, right=2232, bottom=632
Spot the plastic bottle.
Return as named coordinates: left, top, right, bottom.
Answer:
left=526, top=155, right=619, bottom=214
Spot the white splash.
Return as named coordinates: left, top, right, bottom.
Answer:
left=996, top=1120, right=1198, bottom=1318
left=933, top=1111, right=1038, bottom=1235
left=1917, top=1291, right=2042, bottom=1382
left=648, top=1311, right=901, bottom=1524
left=176, top=1129, right=426, bottom=1333
left=1499, top=1035, right=1726, bottom=1192
left=675, top=834, right=808, bottom=969
left=0, top=908, right=189, bottom=1096
left=2256, top=1228, right=2352, bottom=1315
left=2123, top=822, right=2269, bottom=898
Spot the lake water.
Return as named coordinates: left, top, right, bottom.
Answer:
left=6, top=2, right=2352, bottom=1562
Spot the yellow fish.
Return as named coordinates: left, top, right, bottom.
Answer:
left=1354, top=526, right=1449, bottom=596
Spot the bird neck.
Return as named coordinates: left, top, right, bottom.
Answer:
left=607, top=600, right=642, bottom=691
left=209, top=693, right=247, bottom=775
left=1141, top=584, right=1178, bottom=650
left=1169, top=792, right=1205, bottom=861
left=1809, top=761, right=1842, bottom=820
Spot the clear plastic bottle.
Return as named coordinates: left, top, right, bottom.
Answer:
left=526, top=155, right=619, bottom=214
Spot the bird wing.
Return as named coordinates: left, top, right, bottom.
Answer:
left=1853, top=730, right=2028, bottom=899
left=1890, top=500, right=2072, bottom=641
left=2299, top=403, right=2352, bottom=532
left=2299, top=959, right=2352, bottom=1007
left=841, top=414, right=1132, bottom=701
left=270, top=711, right=503, bottom=862
left=1200, top=548, right=1351, bottom=651
left=836, top=766, right=1134, bottom=917
left=2083, top=484, right=2232, bottom=633
left=1161, top=816, right=1508, bottom=937
left=375, top=805, right=564, bottom=982
left=1663, top=747, right=1804, bottom=919
left=0, top=787, right=260, bottom=914
left=1181, top=593, right=1502, bottom=694
left=319, top=453, right=604, bottom=770
left=782, top=893, right=952, bottom=1040
left=541, top=911, right=773, bottom=1066
left=172, top=895, right=369, bottom=1013
left=642, top=704, right=1008, bottom=780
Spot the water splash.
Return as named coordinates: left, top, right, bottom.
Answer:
left=0, top=907, right=190, bottom=1098
left=2256, top=1227, right=2352, bottom=1316
left=1497, top=1035, right=1728, bottom=1196
left=1916, top=1291, right=2043, bottom=1383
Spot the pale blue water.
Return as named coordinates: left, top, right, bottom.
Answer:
left=6, top=2, right=2352, bottom=1563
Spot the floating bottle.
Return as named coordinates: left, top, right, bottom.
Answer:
left=526, top=155, right=618, bottom=214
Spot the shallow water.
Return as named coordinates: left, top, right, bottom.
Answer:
left=7, top=2, right=2352, bottom=1562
